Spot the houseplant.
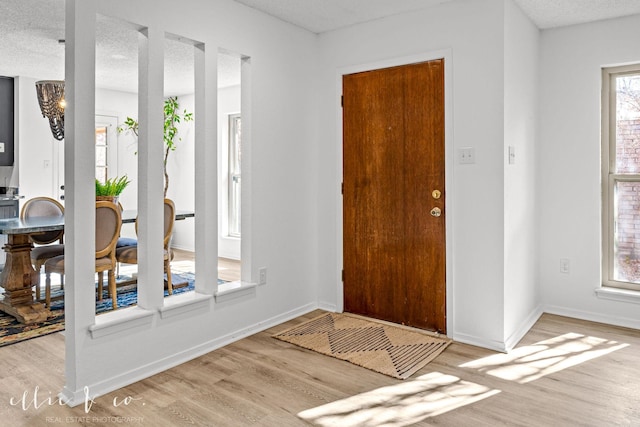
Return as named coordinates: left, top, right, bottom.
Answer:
left=118, top=96, right=193, bottom=197
left=96, top=175, right=131, bottom=204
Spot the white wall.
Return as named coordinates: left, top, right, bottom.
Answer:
left=317, top=0, right=510, bottom=349
left=503, top=0, right=541, bottom=348
left=539, top=14, right=640, bottom=328
left=16, top=76, right=57, bottom=202
left=62, top=0, right=319, bottom=403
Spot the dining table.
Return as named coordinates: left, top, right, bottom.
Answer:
left=0, top=209, right=194, bottom=324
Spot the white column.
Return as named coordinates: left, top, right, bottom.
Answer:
left=136, top=27, right=165, bottom=309
left=194, top=43, right=218, bottom=294
left=62, top=0, right=97, bottom=404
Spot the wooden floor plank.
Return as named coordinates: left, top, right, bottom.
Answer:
left=0, top=311, right=639, bottom=426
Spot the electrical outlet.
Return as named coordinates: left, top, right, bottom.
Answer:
left=259, top=267, right=267, bottom=285
left=560, top=258, right=570, bottom=274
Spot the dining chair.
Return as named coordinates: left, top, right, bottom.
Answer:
left=116, top=198, right=176, bottom=294
left=20, top=197, right=65, bottom=301
left=43, top=201, right=122, bottom=309
left=115, top=202, right=137, bottom=278
left=116, top=201, right=137, bottom=248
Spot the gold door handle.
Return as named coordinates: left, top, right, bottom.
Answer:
left=430, top=207, right=442, bottom=217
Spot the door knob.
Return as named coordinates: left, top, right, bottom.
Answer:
left=432, top=190, right=441, bottom=199
left=430, top=207, right=442, bottom=217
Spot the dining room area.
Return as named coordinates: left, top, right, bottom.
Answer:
left=0, top=1, right=246, bottom=356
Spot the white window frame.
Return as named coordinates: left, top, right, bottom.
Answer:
left=602, top=64, right=640, bottom=291
left=228, top=113, right=241, bottom=238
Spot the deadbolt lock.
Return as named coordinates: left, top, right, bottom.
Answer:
left=430, top=207, right=442, bottom=217
left=432, top=190, right=442, bottom=199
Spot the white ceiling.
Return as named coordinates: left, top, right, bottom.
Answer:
left=233, top=0, right=640, bottom=32
left=513, top=0, right=640, bottom=29
left=0, top=0, right=242, bottom=95
left=232, top=0, right=453, bottom=34
left=1, top=0, right=640, bottom=94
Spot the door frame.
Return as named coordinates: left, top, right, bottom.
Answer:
left=335, top=49, right=455, bottom=336
left=52, top=114, right=119, bottom=203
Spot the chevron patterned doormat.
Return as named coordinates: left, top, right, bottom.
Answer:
left=274, top=312, right=451, bottom=379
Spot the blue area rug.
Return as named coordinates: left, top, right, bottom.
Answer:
left=0, top=272, right=208, bottom=347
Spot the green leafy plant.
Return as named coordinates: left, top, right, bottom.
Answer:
left=118, top=96, right=194, bottom=197
left=95, top=175, right=131, bottom=197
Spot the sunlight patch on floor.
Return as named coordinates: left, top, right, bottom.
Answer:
left=460, top=332, right=629, bottom=383
left=171, top=260, right=197, bottom=274
left=297, top=372, right=500, bottom=427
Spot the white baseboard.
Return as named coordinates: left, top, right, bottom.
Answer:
left=170, top=244, right=194, bottom=252
left=317, top=301, right=337, bottom=312
left=452, top=305, right=543, bottom=353
left=543, top=304, right=640, bottom=330
left=62, top=302, right=319, bottom=407
left=452, top=332, right=508, bottom=352
left=504, top=304, right=544, bottom=351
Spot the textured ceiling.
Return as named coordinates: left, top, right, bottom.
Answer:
left=0, top=0, right=241, bottom=95
left=1, top=0, right=640, bottom=94
left=513, top=0, right=640, bottom=29
left=233, top=0, right=640, bottom=32
left=232, top=0, right=453, bottom=33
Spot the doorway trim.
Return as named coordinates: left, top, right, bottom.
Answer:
left=335, top=49, right=454, bottom=336
left=53, top=113, right=119, bottom=204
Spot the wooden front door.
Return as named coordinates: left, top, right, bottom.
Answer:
left=343, top=59, right=446, bottom=333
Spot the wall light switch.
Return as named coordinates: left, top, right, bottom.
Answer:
left=0, top=142, right=5, bottom=153
left=508, top=146, right=516, bottom=165
left=459, top=147, right=475, bottom=164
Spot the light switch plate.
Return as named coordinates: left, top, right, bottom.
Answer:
left=459, top=147, right=475, bottom=164
left=0, top=142, right=5, bottom=153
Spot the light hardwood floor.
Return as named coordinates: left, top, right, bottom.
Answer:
left=1, top=312, right=639, bottom=426
left=170, top=249, right=241, bottom=283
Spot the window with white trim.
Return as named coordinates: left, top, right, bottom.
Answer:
left=602, top=64, right=640, bottom=290
left=228, top=113, right=241, bottom=237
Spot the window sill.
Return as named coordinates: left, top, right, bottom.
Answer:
left=215, top=280, right=257, bottom=302
left=89, top=306, right=154, bottom=339
left=159, top=291, right=212, bottom=319
left=595, top=287, right=640, bottom=304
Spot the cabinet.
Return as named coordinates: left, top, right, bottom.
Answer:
left=0, top=77, right=14, bottom=166
left=0, top=199, right=18, bottom=219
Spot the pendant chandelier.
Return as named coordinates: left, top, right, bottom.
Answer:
left=35, top=80, right=66, bottom=141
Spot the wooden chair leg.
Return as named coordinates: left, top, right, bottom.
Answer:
left=108, top=270, right=117, bottom=310
left=35, top=278, right=41, bottom=302
left=34, top=260, right=43, bottom=301
left=97, top=271, right=104, bottom=301
left=45, top=272, right=51, bottom=308
left=165, top=259, right=173, bottom=295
